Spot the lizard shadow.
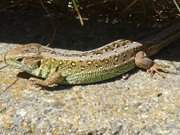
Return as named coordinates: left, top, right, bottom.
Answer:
left=43, top=85, right=73, bottom=91
left=17, top=72, right=73, bottom=91
left=152, top=40, right=180, bottom=62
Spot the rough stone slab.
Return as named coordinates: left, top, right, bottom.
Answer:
left=0, top=43, right=180, bottom=135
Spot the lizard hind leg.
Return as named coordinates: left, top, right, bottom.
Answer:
left=135, top=51, right=167, bottom=78
left=135, top=51, right=154, bottom=70
left=29, top=71, right=64, bottom=87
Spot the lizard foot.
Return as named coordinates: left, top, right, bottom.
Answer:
left=135, top=51, right=172, bottom=78
left=29, top=77, right=58, bottom=88
left=28, top=77, right=45, bottom=89
left=147, top=64, right=166, bottom=78
left=29, top=71, right=64, bottom=88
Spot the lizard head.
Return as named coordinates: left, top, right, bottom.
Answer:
left=4, top=43, right=43, bottom=73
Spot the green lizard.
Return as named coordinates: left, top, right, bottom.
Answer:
left=3, top=22, right=180, bottom=87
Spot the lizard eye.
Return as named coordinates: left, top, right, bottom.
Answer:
left=16, top=57, right=23, bottom=62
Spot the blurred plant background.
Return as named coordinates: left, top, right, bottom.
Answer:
left=0, top=0, right=179, bottom=26
left=0, top=0, right=179, bottom=48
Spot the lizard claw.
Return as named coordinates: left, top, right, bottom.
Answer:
left=146, top=61, right=174, bottom=78
left=147, top=64, right=166, bottom=78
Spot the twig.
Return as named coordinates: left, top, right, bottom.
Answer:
left=0, top=65, right=8, bottom=70
left=121, top=0, right=140, bottom=14
left=0, top=78, right=19, bottom=95
left=39, top=0, right=50, bottom=15
left=72, top=0, right=84, bottom=26
left=173, top=0, right=180, bottom=13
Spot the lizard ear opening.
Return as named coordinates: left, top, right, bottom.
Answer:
left=36, top=60, right=41, bottom=67
left=16, top=57, right=23, bottom=62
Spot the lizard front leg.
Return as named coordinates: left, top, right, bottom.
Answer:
left=29, top=71, right=64, bottom=87
left=135, top=51, right=167, bottom=77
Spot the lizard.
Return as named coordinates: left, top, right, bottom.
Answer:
left=2, top=22, right=180, bottom=87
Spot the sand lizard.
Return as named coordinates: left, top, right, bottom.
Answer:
left=3, top=22, right=180, bottom=87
